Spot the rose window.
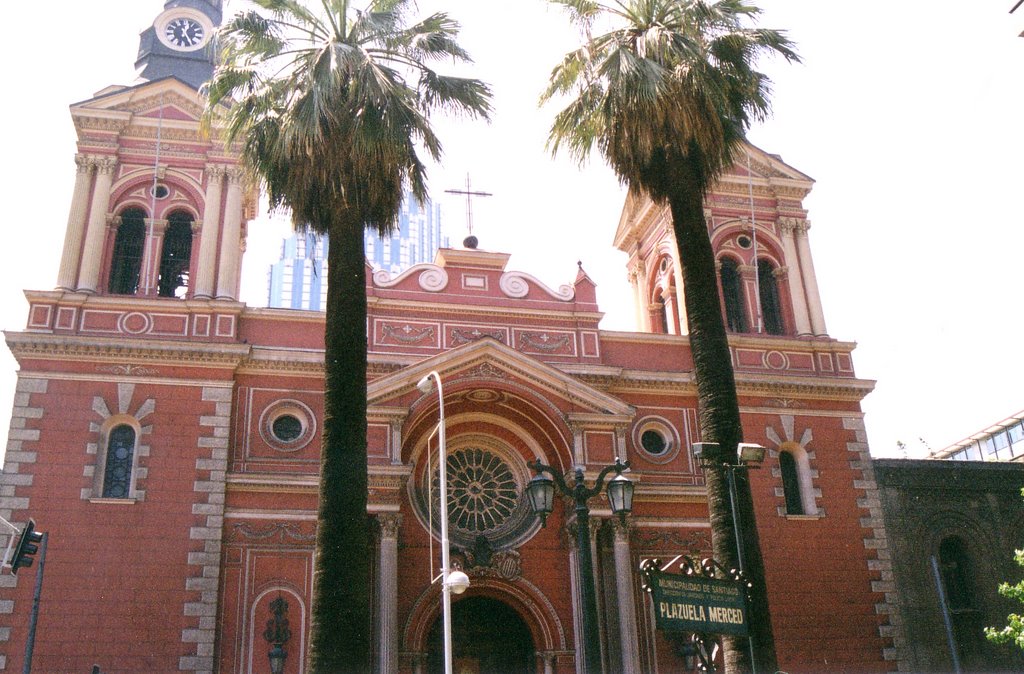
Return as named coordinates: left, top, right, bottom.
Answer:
left=413, top=440, right=538, bottom=550
left=445, top=448, right=518, bottom=534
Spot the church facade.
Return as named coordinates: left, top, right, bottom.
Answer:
left=0, top=2, right=903, bottom=673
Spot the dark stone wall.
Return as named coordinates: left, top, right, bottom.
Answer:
left=875, top=459, right=1024, bottom=673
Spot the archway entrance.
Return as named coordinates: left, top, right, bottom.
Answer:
left=426, top=596, right=535, bottom=674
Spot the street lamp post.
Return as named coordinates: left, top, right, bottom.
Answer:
left=693, top=442, right=767, bottom=673
left=524, top=458, right=634, bottom=674
left=417, top=371, right=471, bottom=674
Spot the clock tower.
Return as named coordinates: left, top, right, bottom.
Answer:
left=135, top=0, right=223, bottom=88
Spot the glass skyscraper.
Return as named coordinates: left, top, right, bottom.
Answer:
left=267, top=193, right=447, bottom=310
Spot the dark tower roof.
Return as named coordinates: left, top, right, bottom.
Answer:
left=135, top=0, right=223, bottom=89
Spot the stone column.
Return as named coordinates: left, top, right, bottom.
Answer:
left=140, top=218, right=168, bottom=296
left=669, top=247, right=689, bottom=333
left=76, top=156, right=118, bottom=292
left=737, top=263, right=759, bottom=333
left=661, top=290, right=678, bottom=335
left=193, top=165, right=225, bottom=298
left=794, top=220, right=828, bottom=335
left=566, top=517, right=606, bottom=673
left=56, top=155, right=95, bottom=290
left=377, top=514, right=402, bottom=674
left=610, top=519, right=641, bottom=674
left=777, top=218, right=812, bottom=335
left=564, top=523, right=585, bottom=674
left=215, top=167, right=245, bottom=299
left=627, top=266, right=644, bottom=332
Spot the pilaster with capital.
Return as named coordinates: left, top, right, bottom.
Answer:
left=777, top=217, right=812, bottom=335
left=614, top=425, right=630, bottom=464
left=627, top=261, right=646, bottom=332
left=377, top=513, right=402, bottom=674
left=389, top=419, right=404, bottom=465
left=537, top=651, right=557, bottom=674
left=215, top=167, right=245, bottom=299
left=569, top=423, right=585, bottom=465
left=76, top=155, right=118, bottom=292
left=609, top=518, right=641, bottom=673
left=793, top=220, right=827, bottom=335
left=56, top=155, right=96, bottom=290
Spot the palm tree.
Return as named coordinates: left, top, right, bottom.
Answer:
left=205, top=1, right=490, bottom=670
left=542, top=1, right=797, bottom=671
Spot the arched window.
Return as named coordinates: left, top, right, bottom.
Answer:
left=939, top=537, right=973, bottom=611
left=938, top=536, right=984, bottom=667
left=157, top=211, right=194, bottom=298
left=102, top=424, right=136, bottom=498
left=719, top=258, right=747, bottom=332
left=108, top=208, right=146, bottom=295
left=757, top=259, right=785, bottom=335
left=779, top=450, right=804, bottom=515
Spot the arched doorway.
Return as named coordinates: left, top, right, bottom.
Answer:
left=426, top=596, right=534, bottom=674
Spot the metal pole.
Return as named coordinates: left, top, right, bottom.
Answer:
left=572, top=474, right=602, bottom=674
left=725, top=465, right=756, bottom=674
left=430, top=372, right=455, bottom=674
left=931, top=555, right=962, bottom=674
left=23, top=532, right=47, bottom=674
left=725, top=466, right=745, bottom=572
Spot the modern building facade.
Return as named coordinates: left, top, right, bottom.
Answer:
left=929, top=408, right=1024, bottom=462
left=267, top=197, right=448, bottom=311
left=0, top=2, right=910, bottom=673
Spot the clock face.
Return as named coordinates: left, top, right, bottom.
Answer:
left=164, top=17, right=205, bottom=49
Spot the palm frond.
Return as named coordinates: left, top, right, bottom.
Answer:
left=543, top=0, right=798, bottom=197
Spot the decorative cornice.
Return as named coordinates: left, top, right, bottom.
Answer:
left=5, top=332, right=250, bottom=368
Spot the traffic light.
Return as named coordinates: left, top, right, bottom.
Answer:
left=11, top=519, right=42, bottom=575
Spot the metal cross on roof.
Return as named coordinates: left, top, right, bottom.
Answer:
left=445, top=174, right=492, bottom=246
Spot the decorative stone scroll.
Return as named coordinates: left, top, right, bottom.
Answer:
left=499, top=271, right=575, bottom=301
left=373, top=264, right=449, bottom=292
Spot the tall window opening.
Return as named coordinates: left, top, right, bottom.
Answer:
left=779, top=450, right=804, bottom=515
left=758, top=259, right=785, bottom=335
left=158, top=211, right=194, bottom=298
left=108, top=208, right=146, bottom=295
left=938, top=536, right=984, bottom=668
left=102, top=424, right=137, bottom=498
left=719, top=258, right=747, bottom=332
left=939, top=537, right=973, bottom=611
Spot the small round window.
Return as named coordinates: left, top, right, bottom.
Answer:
left=259, top=400, right=316, bottom=452
left=737, top=235, right=752, bottom=249
left=272, top=414, right=303, bottom=443
left=152, top=183, right=170, bottom=199
left=641, top=429, right=668, bottom=455
left=633, top=416, right=680, bottom=463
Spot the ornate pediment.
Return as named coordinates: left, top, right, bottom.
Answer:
left=366, top=337, right=634, bottom=418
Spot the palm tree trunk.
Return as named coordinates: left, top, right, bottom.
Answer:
left=666, top=159, right=778, bottom=674
left=310, top=215, right=372, bottom=672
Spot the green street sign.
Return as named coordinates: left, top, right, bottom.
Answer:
left=647, top=570, right=749, bottom=637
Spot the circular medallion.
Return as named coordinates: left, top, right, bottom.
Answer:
left=120, top=312, right=152, bottom=335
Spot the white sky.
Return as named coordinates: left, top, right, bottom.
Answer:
left=0, top=1, right=1021, bottom=459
